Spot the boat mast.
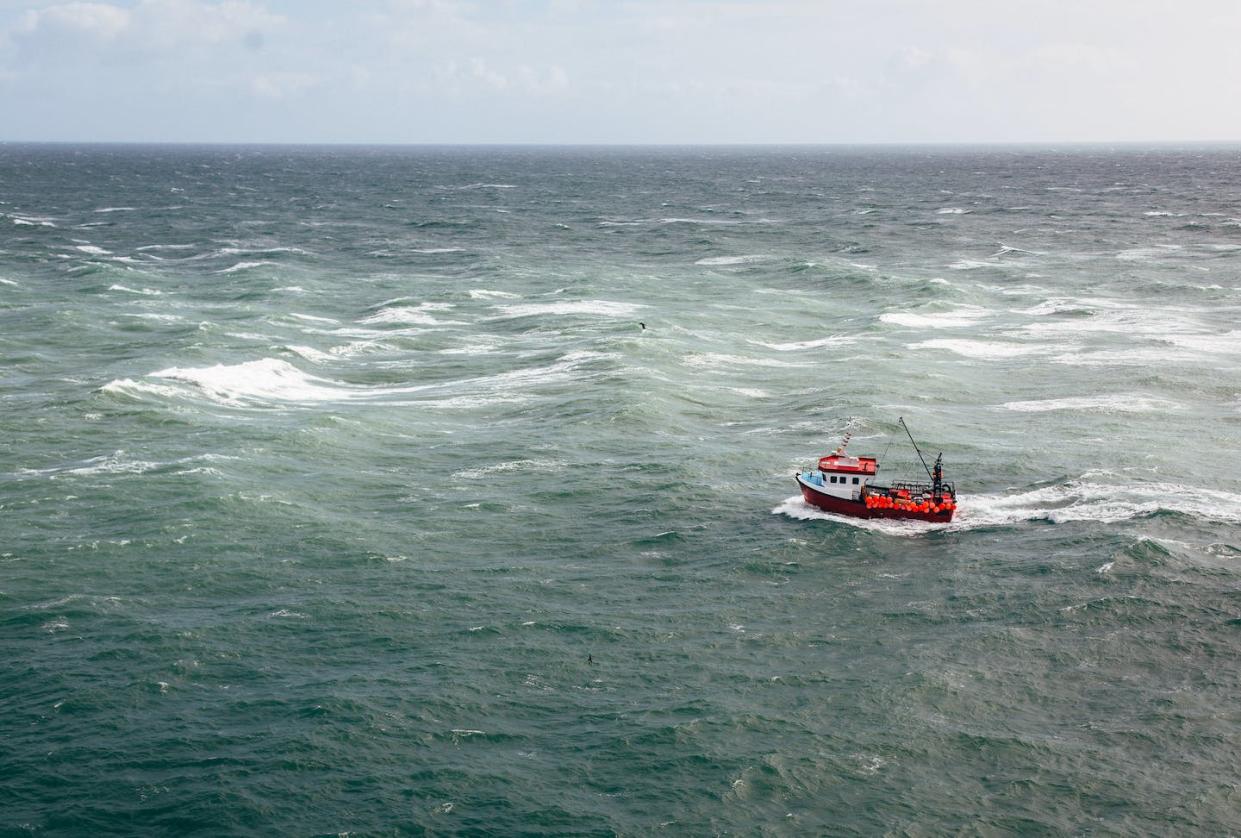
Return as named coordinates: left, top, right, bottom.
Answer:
left=898, top=417, right=934, bottom=482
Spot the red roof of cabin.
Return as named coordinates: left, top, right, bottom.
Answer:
left=818, top=454, right=877, bottom=475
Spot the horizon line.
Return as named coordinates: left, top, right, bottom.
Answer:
left=3, top=139, right=1241, bottom=149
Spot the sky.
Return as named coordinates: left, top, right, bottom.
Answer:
left=1, top=0, right=1239, bottom=144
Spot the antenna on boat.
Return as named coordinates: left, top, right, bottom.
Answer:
left=898, top=417, right=934, bottom=482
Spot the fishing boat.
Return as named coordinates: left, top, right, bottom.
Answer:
left=794, top=418, right=957, bottom=523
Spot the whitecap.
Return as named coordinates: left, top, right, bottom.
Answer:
left=361, top=303, right=462, bottom=326
left=54, top=452, right=162, bottom=477
left=218, top=246, right=310, bottom=256
left=99, top=378, right=188, bottom=401
left=490, top=300, right=646, bottom=319
left=75, top=245, right=112, bottom=256
left=912, top=338, right=1047, bottom=359
left=880, top=307, right=989, bottom=329
left=437, top=345, right=501, bottom=356
left=1117, top=245, right=1181, bottom=261
left=117, top=348, right=608, bottom=409
left=1160, top=331, right=1241, bottom=353
left=936, top=207, right=970, bottom=214
left=411, top=247, right=466, bottom=254
left=659, top=217, right=747, bottom=226
left=108, top=284, right=162, bottom=296
left=1016, top=301, right=1199, bottom=338
left=1014, top=298, right=1090, bottom=316
left=1051, top=347, right=1197, bottom=367
left=218, top=261, right=276, bottom=274
left=991, top=244, right=1038, bottom=257
left=1001, top=395, right=1181, bottom=413
left=150, top=358, right=363, bottom=405
left=748, top=335, right=855, bottom=351
left=17, top=450, right=230, bottom=479
left=695, top=255, right=768, bottom=266
left=94, top=207, right=137, bottom=213
left=285, top=345, right=337, bottom=363
left=468, top=289, right=520, bottom=300
left=453, top=459, right=565, bottom=479
left=462, top=352, right=611, bottom=391
left=683, top=353, right=808, bottom=369
left=948, top=259, right=993, bottom=270
left=957, top=482, right=1241, bottom=527
left=422, top=393, right=531, bottom=409
left=8, top=214, right=56, bottom=227
left=286, top=312, right=339, bottom=324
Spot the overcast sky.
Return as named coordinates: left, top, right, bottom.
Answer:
left=2, top=0, right=1238, bottom=144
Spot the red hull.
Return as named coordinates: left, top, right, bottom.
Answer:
left=797, top=477, right=954, bottom=523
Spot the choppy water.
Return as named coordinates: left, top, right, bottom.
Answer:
left=3, top=144, right=1241, bottom=834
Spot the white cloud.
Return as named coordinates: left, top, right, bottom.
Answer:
left=132, top=0, right=283, bottom=48
left=20, top=2, right=131, bottom=40
left=15, top=0, right=283, bottom=53
left=250, top=70, right=316, bottom=99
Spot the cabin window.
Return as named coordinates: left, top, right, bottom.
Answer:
left=853, top=477, right=859, bottom=484
left=829, top=475, right=837, bottom=483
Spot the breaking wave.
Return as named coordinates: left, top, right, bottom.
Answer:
left=148, top=358, right=367, bottom=405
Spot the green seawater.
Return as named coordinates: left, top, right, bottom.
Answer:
left=2, top=144, right=1240, bottom=835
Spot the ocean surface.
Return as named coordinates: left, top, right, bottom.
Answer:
left=3, top=144, right=1240, bottom=835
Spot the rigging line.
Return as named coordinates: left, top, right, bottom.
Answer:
left=899, top=416, right=934, bottom=482
left=879, top=423, right=896, bottom=470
